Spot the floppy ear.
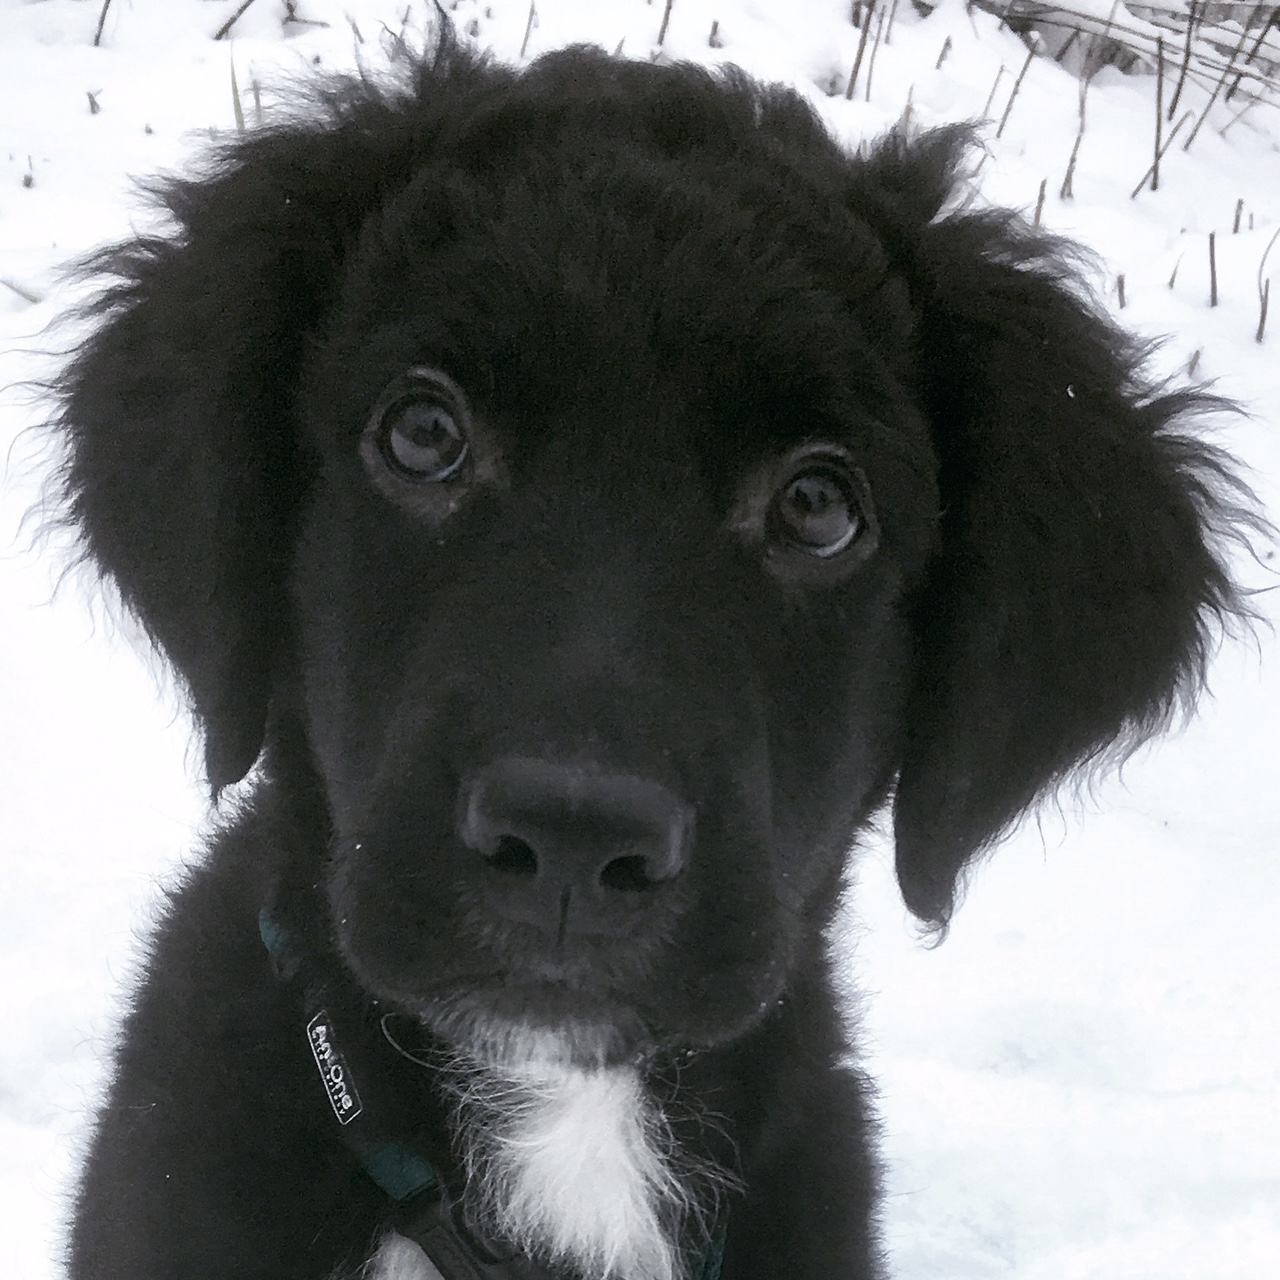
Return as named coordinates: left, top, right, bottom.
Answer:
left=56, top=44, right=498, bottom=791
left=851, top=131, right=1246, bottom=928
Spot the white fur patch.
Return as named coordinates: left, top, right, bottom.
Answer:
left=444, top=1039, right=695, bottom=1280
left=361, top=1231, right=443, bottom=1280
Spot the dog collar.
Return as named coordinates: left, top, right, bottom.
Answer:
left=259, top=906, right=727, bottom=1280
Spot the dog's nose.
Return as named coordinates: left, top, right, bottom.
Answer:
left=459, top=758, right=693, bottom=931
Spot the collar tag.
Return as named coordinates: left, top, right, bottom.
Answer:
left=307, top=1009, right=364, bottom=1125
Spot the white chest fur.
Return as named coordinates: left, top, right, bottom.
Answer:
left=452, top=1059, right=689, bottom=1280
left=361, top=1058, right=693, bottom=1280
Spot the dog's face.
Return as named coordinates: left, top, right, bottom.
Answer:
left=287, top=140, right=940, bottom=1064
left=58, top=47, right=1237, bottom=1075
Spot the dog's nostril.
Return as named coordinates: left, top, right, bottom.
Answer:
left=599, top=853, right=656, bottom=893
left=486, top=836, right=539, bottom=877
left=460, top=758, right=693, bottom=920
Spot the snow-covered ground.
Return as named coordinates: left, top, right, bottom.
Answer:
left=1, top=0, right=1277, bottom=1276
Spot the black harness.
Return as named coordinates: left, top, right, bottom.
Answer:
left=259, top=907, right=726, bottom=1280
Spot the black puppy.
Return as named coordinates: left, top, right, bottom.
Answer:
left=57, top=38, right=1243, bottom=1280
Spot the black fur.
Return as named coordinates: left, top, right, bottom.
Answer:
left=56, top=40, right=1245, bottom=1280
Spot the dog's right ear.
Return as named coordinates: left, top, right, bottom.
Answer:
left=56, top=43, right=497, bottom=791
left=846, top=128, right=1248, bottom=931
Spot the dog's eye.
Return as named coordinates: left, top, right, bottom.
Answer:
left=769, top=460, right=863, bottom=558
left=371, top=371, right=470, bottom=484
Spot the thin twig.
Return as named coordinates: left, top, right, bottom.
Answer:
left=1219, top=94, right=1262, bottom=138
left=1228, top=6, right=1279, bottom=102
left=1258, top=278, right=1271, bottom=343
left=846, top=0, right=877, bottom=100
left=1130, top=110, right=1192, bottom=198
left=1055, top=28, right=1080, bottom=63
left=1059, top=74, right=1091, bottom=199
left=658, top=0, right=675, bottom=46
left=230, top=54, right=245, bottom=134
left=884, top=0, right=901, bottom=45
left=520, top=0, right=536, bottom=59
left=1233, top=198, right=1244, bottom=234
left=997, top=39, right=1038, bottom=138
left=1117, top=273, right=1126, bottom=308
left=1183, top=23, right=1250, bottom=150
left=865, top=4, right=888, bottom=102
left=935, top=35, right=952, bottom=69
left=899, top=85, right=915, bottom=132
left=982, top=64, right=1007, bottom=118
left=1208, top=231, right=1218, bottom=306
left=0, top=277, right=41, bottom=305
left=1152, top=36, right=1164, bottom=191
left=1033, top=177, right=1047, bottom=227
left=1167, top=0, right=1198, bottom=121
left=214, top=0, right=260, bottom=41
left=1258, top=223, right=1280, bottom=301
left=94, top=0, right=112, bottom=46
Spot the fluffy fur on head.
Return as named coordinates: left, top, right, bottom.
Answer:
left=56, top=33, right=1250, bottom=1280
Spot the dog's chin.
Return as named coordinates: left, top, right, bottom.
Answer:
left=418, top=990, right=650, bottom=1073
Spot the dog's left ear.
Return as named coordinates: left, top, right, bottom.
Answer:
left=848, top=130, right=1246, bottom=929
left=56, top=139, right=357, bottom=791
left=55, top=43, right=502, bottom=792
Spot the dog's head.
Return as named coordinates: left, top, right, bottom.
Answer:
left=56, top=43, right=1242, bottom=1066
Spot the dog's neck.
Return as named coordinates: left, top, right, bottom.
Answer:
left=441, top=1046, right=693, bottom=1280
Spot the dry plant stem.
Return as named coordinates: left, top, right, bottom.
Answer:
left=997, top=40, right=1037, bottom=138
left=1209, top=232, right=1218, bottom=306
left=936, top=35, right=952, bottom=69
left=229, top=55, right=245, bottom=134
left=1, top=278, right=41, bottom=305
left=865, top=5, right=888, bottom=101
left=884, top=0, right=901, bottom=45
left=1130, top=110, right=1192, bottom=198
left=846, top=1, right=877, bottom=100
left=520, top=0, right=536, bottom=59
left=214, top=0, right=260, bottom=41
left=1183, top=23, right=1249, bottom=151
left=1152, top=36, right=1164, bottom=191
left=1167, top=0, right=1198, bottom=121
left=658, top=0, right=675, bottom=46
left=1034, top=177, right=1047, bottom=227
left=1055, top=28, right=1080, bottom=63
left=1258, top=224, right=1280, bottom=304
left=1188, top=349, right=1201, bottom=376
left=983, top=65, right=1007, bottom=117
left=94, top=0, right=112, bottom=46
left=1220, top=96, right=1261, bottom=138
left=1060, top=125, right=1083, bottom=198
left=1259, top=278, right=1271, bottom=343
left=1059, top=74, right=1090, bottom=200
left=709, top=19, right=721, bottom=47
left=1229, top=6, right=1279, bottom=102
left=1117, top=274, right=1126, bottom=308
left=1234, top=198, right=1244, bottom=233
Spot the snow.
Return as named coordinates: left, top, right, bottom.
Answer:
left=1, top=0, right=1277, bottom=1276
